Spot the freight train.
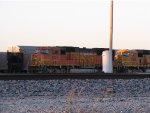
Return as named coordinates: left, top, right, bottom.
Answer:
left=0, top=46, right=150, bottom=73
left=29, top=46, right=150, bottom=73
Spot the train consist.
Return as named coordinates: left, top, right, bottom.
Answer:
left=0, top=46, right=150, bottom=73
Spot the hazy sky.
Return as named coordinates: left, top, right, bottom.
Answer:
left=0, top=0, right=150, bottom=51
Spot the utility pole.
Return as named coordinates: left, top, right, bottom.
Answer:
left=102, top=0, right=113, bottom=73
left=110, top=0, right=113, bottom=51
left=109, top=0, right=113, bottom=73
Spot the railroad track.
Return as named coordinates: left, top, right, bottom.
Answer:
left=0, top=73, right=150, bottom=80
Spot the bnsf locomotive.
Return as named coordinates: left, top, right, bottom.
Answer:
left=114, top=49, right=150, bottom=72
left=28, top=46, right=107, bottom=73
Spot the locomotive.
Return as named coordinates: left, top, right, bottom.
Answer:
left=114, top=49, right=150, bottom=73
left=28, top=46, right=108, bottom=73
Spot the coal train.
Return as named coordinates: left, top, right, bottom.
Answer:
left=0, top=46, right=150, bottom=73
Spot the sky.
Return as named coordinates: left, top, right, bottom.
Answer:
left=0, top=0, right=150, bottom=51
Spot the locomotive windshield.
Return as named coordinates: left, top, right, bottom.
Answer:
left=122, top=52, right=129, bottom=56
left=116, top=50, right=129, bottom=56
left=35, top=49, right=49, bottom=54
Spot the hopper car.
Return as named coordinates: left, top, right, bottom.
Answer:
left=0, top=52, right=23, bottom=73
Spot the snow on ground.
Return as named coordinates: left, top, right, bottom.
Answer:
left=0, top=79, right=150, bottom=113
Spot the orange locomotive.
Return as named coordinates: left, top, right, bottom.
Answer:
left=114, top=49, right=150, bottom=72
left=29, top=46, right=103, bottom=73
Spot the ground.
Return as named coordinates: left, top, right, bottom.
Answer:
left=0, top=79, right=150, bottom=113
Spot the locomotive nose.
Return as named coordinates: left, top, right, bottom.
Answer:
left=31, top=53, right=51, bottom=66
left=31, top=53, right=40, bottom=65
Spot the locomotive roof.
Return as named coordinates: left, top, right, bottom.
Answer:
left=18, top=46, right=37, bottom=54
left=17, top=46, right=110, bottom=53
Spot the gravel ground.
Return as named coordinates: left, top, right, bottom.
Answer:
left=0, top=79, right=150, bottom=113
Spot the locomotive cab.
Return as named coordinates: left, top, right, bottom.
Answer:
left=29, top=47, right=63, bottom=73
left=31, top=47, right=51, bottom=66
left=115, top=49, right=138, bottom=66
left=29, top=47, right=52, bottom=73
